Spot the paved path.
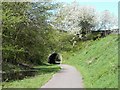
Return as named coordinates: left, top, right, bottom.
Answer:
left=41, top=64, right=84, bottom=88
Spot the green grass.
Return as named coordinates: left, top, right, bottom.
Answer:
left=2, top=65, right=61, bottom=89
left=63, top=34, right=118, bottom=88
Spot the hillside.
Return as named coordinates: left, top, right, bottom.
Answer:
left=63, top=34, right=118, bottom=88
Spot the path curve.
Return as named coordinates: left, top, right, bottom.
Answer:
left=41, top=64, right=84, bottom=88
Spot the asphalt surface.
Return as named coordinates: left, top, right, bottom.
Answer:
left=41, top=64, right=84, bottom=88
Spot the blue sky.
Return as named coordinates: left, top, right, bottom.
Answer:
left=55, top=0, right=119, bottom=17
left=79, top=2, right=118, bottom=17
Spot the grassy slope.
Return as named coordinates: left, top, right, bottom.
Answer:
left=2, top=65, right=61, bottom=89
left=63, top=34, right=118, bottom=88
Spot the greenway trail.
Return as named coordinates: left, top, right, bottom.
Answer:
left=41, top=64, right=84, bottom=88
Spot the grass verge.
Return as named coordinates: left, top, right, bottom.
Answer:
left=62, top=34, right=118, bottom=88
left=2, top=64, right=61, bottom=89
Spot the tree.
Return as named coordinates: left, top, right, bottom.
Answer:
left=52, top=1, right=98, bottom=38
left=2, top=1, right=61, bottom=66
left=52, top=1, right=80, bottom=33
left=99, top=10, right=118, bottom=30
left=78, top=6, right=98, bottom=37
left=2, top=2, right=31, bottom=64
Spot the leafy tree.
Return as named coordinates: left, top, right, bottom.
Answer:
left=2, top=1, right=61, bottom=66
left=2, top=2, right=30, bottom=64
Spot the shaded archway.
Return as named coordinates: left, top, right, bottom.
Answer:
left=48, top=53, right=62, bottom=64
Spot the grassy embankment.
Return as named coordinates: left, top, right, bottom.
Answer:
left=63, top=34, right=118, bottom=88
left=2, top=64, right=61, bottom=89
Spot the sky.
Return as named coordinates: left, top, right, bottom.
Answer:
left=55, top=0, right=119, bottom=17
